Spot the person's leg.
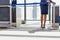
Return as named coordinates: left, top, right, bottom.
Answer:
left=41, top=14, right=47, bottom=28
left=43, top=14, right=47, bottom=27
left=41, top=14, right=43, bottom=27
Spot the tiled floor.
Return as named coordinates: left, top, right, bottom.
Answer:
left=0, top=21, right=60, bottom=32
left=0, top=21, right=59, bottom=37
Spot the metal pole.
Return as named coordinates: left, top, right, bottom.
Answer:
left=12, top=0, right=16, bottom=27
left=24, top=0, right=26, bottom=22
left=48, top=3, right=51, bottom=24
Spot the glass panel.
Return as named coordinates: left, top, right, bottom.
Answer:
left=0, top=7, right=10, bottom=21
left=0, top=0, right=10, bottom=5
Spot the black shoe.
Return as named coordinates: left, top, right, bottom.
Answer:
left=41, top=25, right=45, bottom=28
left=41, top=27, right=45, bottom=28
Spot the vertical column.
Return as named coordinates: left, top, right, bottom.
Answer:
left=16, top=0, right=22, bottom=28
left=16, top=7, right=21, bottom=28
left=20, top=0, right=26, bottom=24
left=12, top=0, right=16, bottom=27
left=24, top=0, right=26, bottom=22
left=48, top=3, right=51, bottom=24
left=55, top=6, right=59, bottom=23
left=33, top=4, right=37, bottom=20
left=52, top=5, right=59, bottom=29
